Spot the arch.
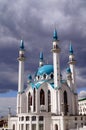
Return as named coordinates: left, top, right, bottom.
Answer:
left=64, top=90, right=68, bottom=115
left=40, top=89, right=45, bottom=105
left=48, top=90, right=51, bottom=112
left=28, top=92, right=32, bottom=112
left=55, top=124, right=58, bottom=130
left=50, top=73, right=54, bottom=79
left=33, top=88, right=36, bottom=112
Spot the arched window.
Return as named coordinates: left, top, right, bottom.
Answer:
left=33, top=88, right=36, bottom=112
left=13, top=124, right=15, bottom=130
left=50, top=73, right=54, bottom=79
left=48, top=90, right=51, bottom=112
left=28, top=92, right=32, bottom=112
left=55, top=124, right=58, bottom=130
left=64, top=91, right=68, bottom=115
left=40, top=89, right=45, bottom=105
left=43, top=74, right=47, bottom=79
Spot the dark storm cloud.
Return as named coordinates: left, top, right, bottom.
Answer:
left=0, top=0, right=86, bottom=93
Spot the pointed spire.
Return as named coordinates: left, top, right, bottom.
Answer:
left=20, top=40, right=24, bottom=50
left=69, top=43, right=73, bottom=54
left=53, top=29, right=58, bottom=41
left=40, top=52, right=43, bottom=60
left=39, top=52, right=44, bottom=67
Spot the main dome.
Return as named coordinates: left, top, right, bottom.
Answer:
left=36, top=65, right=53, bottom=76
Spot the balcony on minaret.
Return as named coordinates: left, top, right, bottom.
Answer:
left=69, top=54, right=76, bottom=64
left=17, top=51, right=25, bottom=61
left=51, top=44, right=60, bottom=53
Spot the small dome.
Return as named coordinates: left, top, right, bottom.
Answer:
left=36, top=65, right=53, bottom=76
left=66, top=67, right=71, bottom=73
left=28, top=74, right=32, bottom=80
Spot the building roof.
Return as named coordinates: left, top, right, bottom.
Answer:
left=78, top=97, right=86, bottom=102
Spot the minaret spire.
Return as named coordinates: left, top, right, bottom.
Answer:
left=20, top=40, right=24, bottom=50
left=39, top=52, right=44, bottom=67
left=53, top=28, right=58, bottom=40
left=69, top=42, right=73, bottom=54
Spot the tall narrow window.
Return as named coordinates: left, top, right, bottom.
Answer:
left=48, top=90, right=51, bottom=112
left=13, top=124, right=15, bottom=130
left=55, top=124, right=58, bottom=130
left=26, top=124, right=29, bottom=130
left=39, top=124, right=43, bottom=130
left=32, top=124, right=36, bottom=130
left=40, top=89, right=45, bottom=105
left=64, top=91, right=67, bottom=104
left=28, top=92, right=32, bottom=112
left=33, top=88, right=36, bottom=112
left=64, top=91, right=68, bottom=115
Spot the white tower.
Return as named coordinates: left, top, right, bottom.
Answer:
left=68, top=43, right=76, bottom=93
left=68, top=44, right=78, bottom=115
left=51, top=29, right=61, bottom=88
left=51, top=29, right=61, bottom=114
left=17, top=40, right=25, bottom=114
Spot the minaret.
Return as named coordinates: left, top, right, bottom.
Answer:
left=51, top=29, right=61, bottom=115
left=17, top=40, right=25, bottom=114
left=68, top=43, right=76, bottom=93
left=39, top=52, right=44, bottom=67
left=51, top=29, right=61, bottom=88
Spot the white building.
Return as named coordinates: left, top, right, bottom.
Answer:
left=78, top=98, right=86, bottom=115
left=8, top=30, right=86, bottom=130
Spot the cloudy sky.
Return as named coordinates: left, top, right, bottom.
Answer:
left=0, top=0, right=86, bottom=116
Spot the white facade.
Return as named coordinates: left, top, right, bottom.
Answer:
left=78, top=98, right=86, bottom=115
left=8, top=30, right=86, bottom=130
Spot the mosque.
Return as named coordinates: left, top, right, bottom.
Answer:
left=8, top=30, right=86, bottom=130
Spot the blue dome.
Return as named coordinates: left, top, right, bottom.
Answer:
left=66, top=67, right=71, bottom=73
left=28, top=74, right=32, bottom=80
left=36, top=65, right=53, bottom=76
